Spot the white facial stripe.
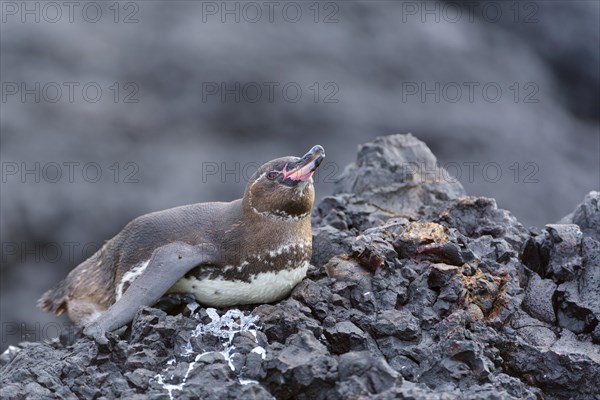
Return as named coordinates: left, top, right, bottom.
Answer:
left=250, top=172, right=267, bottom=189
left=247, top=172, right=266, bottom=217
left=248, top=171, right=310, bottom=221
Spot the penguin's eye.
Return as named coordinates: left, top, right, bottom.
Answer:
left=266, top=171, right=279, bottom=181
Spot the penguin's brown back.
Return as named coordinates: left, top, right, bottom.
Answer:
left=38, top=200, right=243, bottom=322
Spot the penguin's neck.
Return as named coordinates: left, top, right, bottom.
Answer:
left=242, top=184, right=313, bottom=222
left=224, top=205, right=311, bottom=265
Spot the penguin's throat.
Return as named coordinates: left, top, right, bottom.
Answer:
left=252, top=207, right=310, bottom=221
left=247, top=191, right=310, bottom=221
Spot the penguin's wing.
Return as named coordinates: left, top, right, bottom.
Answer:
left=84, top=241, right=217, bottom=343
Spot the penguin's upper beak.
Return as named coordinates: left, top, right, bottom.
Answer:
left=282, top=145, right=325, bottom=182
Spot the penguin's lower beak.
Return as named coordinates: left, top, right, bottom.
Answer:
left=283, top=145, right=325, bottom=182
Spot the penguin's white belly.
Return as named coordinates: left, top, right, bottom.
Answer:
left=168, top=260, right=310, bottom=307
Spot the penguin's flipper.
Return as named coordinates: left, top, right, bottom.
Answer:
left=84, top=242, right=217, bottom=343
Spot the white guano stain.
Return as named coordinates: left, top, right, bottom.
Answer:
left=154, top=307, right=264, bottom=398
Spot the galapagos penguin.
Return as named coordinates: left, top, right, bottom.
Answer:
left=38, top=145, right=325, bottom=340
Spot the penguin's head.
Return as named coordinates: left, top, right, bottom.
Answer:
left=245, top=145, right=325, bottom=220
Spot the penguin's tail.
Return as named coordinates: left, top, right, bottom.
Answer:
left=38, top=280, right=68, bottom=316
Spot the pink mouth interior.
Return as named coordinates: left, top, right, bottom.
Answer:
left=281, top=161, right=316, bottom=181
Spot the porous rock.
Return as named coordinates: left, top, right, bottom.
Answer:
left=1, top=134, right=598, bottom=399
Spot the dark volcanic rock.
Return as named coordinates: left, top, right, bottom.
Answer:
left=1, top=134, right=599, bottom=399
left=336, top=351, right=399, bottom=397
left=371, top=309, right=421, bottom=341
left=264, top=331, right=338, bottom=400
left=333, top=134, right=466, bottom=216
left=522, top=274, right=557, bottom=324
left=324, top=321, right=370, bottom=354
left=522, top=218, right=600, bottom=338
left=544, top=224, right=584, bottom=282
left=560, top=191, right=600, bottom=241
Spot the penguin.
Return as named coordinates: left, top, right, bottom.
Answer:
left=38, top=145, right=325, bottom=340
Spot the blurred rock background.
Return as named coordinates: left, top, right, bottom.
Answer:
left=1, top=0, right=598, bottom=350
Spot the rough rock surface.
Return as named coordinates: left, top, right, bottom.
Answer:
left=2, top=134, right=599, bottom=399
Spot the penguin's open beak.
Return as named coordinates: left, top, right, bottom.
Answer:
left=282, top=145, right=325, bottom=182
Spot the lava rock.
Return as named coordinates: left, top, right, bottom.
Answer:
left=2, top=135, right=599, bottom=400
left=336, top=351, right=398, bottom=396
left=545, top=224, right=584, bottom=282
left=334, top=134, right=465, bottom=216
left=428, top=263, right=461, bottom=288
left=522, top=273, right=557, bottom=324
left=265, top=331, right=338, bottom=400
left=371, top=309, right=421, bottom=341
left=560, top=191, right=600, bottom=241
left=324, top=321, right=369, bottom=354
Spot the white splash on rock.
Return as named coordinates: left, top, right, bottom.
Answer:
left=0, top=345, right=21, bottom=364
left=190, top=308, right=260, bottom=371
left=155, top=353, right=202, bottom=400
left=239, top=378, right=260, bottom=385
left=154, top=306, right=263, bottom=398
left=251, top=346, right=266, bottom=360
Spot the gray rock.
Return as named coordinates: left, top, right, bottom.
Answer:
left=516, top=326, right=557, bottom=348
left=499, top=335, right=600, bottom=400
left=428, top=263, right=461, bottom=288
left=125, top=368, right=155, bottom=390
left=522, top=274, right=557, bottom=324
left=371, top=309, right=421, bottom=341
left=311, top=225, right=353, bottom=268
left=581, top=237, right=600, bottom=320
left=336, top=351, right=398, bottom=395
left=335, top=134, right=465, bottom=217
left=324, top=321, right=369, bottom=354
left=2, top=135, right=599, bottom=400
left=265, top=331, right=338, bottom=399
left=560, top=191, right=600, bottom=241
left=545, top=224, right=584, bottom=282
left=555, top=249, right=600, bottom=337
